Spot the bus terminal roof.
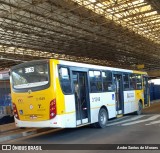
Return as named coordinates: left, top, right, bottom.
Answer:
left=0, top=0, right=160, bottom=71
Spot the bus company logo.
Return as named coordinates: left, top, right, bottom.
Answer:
left=30, top=105, right=33, bottom=110
left=38, top=104, right=41, bottom=109
left=18, top=99, right=23, bottom=103
left=2, top=145, right=11, bottom=150
left=28, top=90, right=32, bottom=94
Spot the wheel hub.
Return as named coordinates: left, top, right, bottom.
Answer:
left=100, top=112, right=106, bottom=125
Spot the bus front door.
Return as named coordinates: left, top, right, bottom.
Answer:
left=72, top=71, right=90, bottom=126
left=143, top=76, right=150, bottom=107
left=113, top=74, right=124, bottom=115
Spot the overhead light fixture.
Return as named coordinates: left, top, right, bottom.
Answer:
left=90, top=0, right=96, bottom=3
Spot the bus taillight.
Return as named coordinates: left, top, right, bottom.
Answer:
left=50, top=99, right=56, bottom=119
left=13, top=103, right=19, bottom=119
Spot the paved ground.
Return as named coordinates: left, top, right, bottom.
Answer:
left=2, top=101, right=160, bottom=153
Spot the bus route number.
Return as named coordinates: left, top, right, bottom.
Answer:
left=92, top=97, right=100, bottom=102
left=25, top=67, right=34, bottom=73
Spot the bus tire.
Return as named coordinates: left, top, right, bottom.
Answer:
left=95, top=108, right=108, bottom=128
left=136, top=101, right=143, bottom=115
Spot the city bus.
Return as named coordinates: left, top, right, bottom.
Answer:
left=10, top=59, right=150, bottom=128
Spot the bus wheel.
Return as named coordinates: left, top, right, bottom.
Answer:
left=95, top=108, right=108, bottom=128
left=136, top=101, right=143, bottom=115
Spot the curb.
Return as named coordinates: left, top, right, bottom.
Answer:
left=0, top=123, right=17, bottom=133
left=0, top=129, right=36, bottom=143
left=0, top=128, right=53, bottom=143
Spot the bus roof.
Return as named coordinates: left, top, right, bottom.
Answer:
left=58, top=59, right=147, bottom=75
left=10, top=59, right=147, bottom=75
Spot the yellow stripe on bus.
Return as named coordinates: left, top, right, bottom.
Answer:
left=106, top=104, right=115, bottom=106
left=91, top=104, right=115, bottom=110
left=64, top=111, right=75, bottom=115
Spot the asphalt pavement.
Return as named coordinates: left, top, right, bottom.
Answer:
left=1, top=101, right=160, bottom=153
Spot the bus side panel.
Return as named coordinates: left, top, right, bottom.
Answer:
left=102, top=92, right=116, bottom=119
left=55, top=77, right=65, bottom=115
left=89, top=93, right=101, bottom=123
left=55, top=62, right=76, bottom=127
left=135, top=89, right=144, bottom=109
left=54, top=60, right=65, bottom=116
left=90, top=92, right=116, bottom=123
left=64, top=95, right=76, bottom=127
left=124, top=91, right=131, bottom=114
left=123, top=91, right=135, bottom=114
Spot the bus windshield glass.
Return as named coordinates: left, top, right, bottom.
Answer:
left=12, top=63, right=49, bottom=89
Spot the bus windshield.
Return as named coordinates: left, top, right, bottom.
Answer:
left=12, top=63, right=49, bottom=89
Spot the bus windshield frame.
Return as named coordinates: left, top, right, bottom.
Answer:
left=11, top=60, right=50, bottom=92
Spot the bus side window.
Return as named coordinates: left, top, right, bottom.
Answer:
left=89, top=71, right=102, bottom=93
left=102, top=71, right=113, bottom=92
left=123, top=74, right=130, bottom=90
left=59, top=67, right=72, bottom=94
left=129, top=74, right=136, bottom=90
left=135, top=74, right=142, bottom=90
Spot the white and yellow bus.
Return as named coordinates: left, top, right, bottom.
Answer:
left=10, top=59, right=150, bottom=128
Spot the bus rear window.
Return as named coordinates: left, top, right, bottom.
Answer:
left=12, top=64, right=49, bottom=89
